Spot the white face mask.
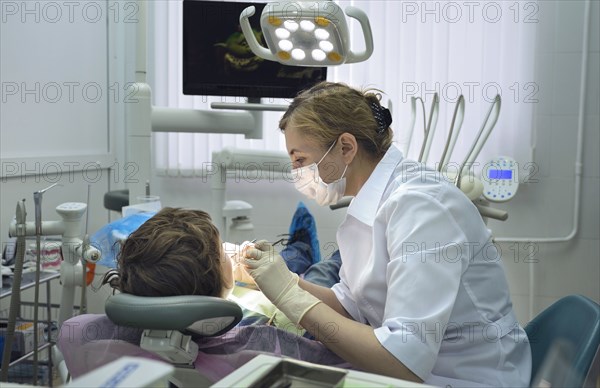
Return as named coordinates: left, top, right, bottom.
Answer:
left=291, top=140, right=348, bottom=206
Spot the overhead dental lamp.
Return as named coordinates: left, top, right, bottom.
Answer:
left=239, top=1, right=374, bottom=66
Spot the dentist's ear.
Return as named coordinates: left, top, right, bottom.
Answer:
left=339, top=132, right=358, bottom=164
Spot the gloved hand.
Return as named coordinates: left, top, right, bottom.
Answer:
left=223, top=241, right=256, bottom=287
left=244, top=240, right=321, bottom=324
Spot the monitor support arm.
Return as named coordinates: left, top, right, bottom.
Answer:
left=126, top=1, right=267, bottom=204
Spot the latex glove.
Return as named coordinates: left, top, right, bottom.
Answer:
left=244, top=240, right=321, bottom=324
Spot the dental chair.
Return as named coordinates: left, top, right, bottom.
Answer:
left=57, top=291, right=351, bottom=387
left=58, top=293, right=243, bottom=387
left=525, top=294, right=600, bottom=387
left=106, top=293, right=244, bottom=387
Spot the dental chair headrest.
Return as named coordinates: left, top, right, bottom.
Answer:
left=105, top=293, right=243, bottom=337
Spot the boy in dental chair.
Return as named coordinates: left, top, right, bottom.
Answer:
left=101, top=206, right=341, bottom=328
left=102, top=207, right=245, bottom=299
left=57, top=206, right=348, bottom=382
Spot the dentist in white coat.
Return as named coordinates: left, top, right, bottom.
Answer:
left=244, top=82, right=532, bottom=387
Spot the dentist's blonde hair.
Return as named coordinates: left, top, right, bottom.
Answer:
left=279, top=81, right=393, bottom=158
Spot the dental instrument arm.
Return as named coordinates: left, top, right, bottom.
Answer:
left=32, top=183, right=60, bottom=382
left=329, top=196, right=353, bottom=211
left=403, top=97, right=426, bottom=158
left=438, top=95, right=466, bottom=171
left=456, top=95, right=502, bottom=189
left=418, top=93, right=440, bottom=164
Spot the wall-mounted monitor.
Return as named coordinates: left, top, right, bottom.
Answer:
left=183, top=0, right=328, bottom=99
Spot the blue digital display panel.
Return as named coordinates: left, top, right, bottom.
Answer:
left=488, top=169, right=513, bottom=179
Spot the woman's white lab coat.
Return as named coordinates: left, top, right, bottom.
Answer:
left=331, top=144, right=532, bottom=387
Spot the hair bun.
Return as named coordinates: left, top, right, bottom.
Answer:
left=369, top=102, right=393, bottom=133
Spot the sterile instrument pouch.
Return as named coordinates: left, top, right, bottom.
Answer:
left=91, top=212, right=155, bottom=269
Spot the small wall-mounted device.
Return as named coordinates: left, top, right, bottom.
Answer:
left=482, top=156, right=519, bottom=202
left=223, top=200, right=255, bottom=244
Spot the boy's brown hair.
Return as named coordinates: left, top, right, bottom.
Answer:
left=107, top=207, right=226, bottom=297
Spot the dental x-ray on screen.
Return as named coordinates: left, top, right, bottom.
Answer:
left=183, top=0, right=327, bottom=99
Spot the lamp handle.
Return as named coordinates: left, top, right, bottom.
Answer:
left=344, top=6, right=374, bottom=64
left=240, top=6, right=277, bottom=62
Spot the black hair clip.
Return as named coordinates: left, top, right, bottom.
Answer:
left=370, top=102, right=393, bottom=134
